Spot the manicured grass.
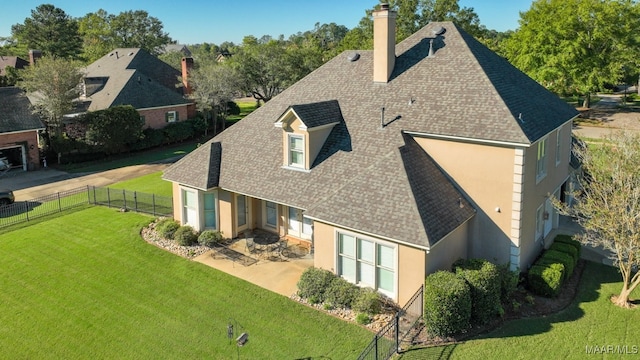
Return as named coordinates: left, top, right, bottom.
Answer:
left=108, top=171, right=172, bottom=197
left=400, top=262, right=640, bottom=359
left=0, top=207, right=373, bottom=359
left=228, top=99, right=258, bottom=122
left=57, top=142, right=202, bottom=174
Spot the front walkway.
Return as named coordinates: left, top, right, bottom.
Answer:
left=193, top=238, right=314, bottom=298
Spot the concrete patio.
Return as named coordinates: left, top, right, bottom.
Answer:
left=193, top=238, right=314, bottom=298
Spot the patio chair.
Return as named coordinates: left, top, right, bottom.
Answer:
left=244, top=234, right=257, bottom=254
left=273, top=239, right=289, bottom=260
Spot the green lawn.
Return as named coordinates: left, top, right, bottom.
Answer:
left=0, top=207, right=372, bottom=359
left=400, top=262, right=640, bottom=359
left=108, top=171, right=172, bottom=197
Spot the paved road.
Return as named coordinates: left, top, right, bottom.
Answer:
left=0, top=163, right=170, bottom=200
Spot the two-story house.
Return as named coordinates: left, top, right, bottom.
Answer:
left=79, top=48, right=196, bottom=129
left=163, top=5, right=578, bottom=306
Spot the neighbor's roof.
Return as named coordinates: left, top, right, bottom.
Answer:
left=0, top=87, right=45, bottom=133
left=83, top=48, right=189, bottom=111
left=164, top=22, right=578, bottom=248
left=0, top=56, right=29, bottom=76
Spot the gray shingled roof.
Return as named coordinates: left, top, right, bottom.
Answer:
left=0, top=87, right=45, bottom=133
left=83, top=48, right=189, bottom=111
left=0, top=56, right=29, bottom=76
left=286, top=100, right=343, bottom=129
left=164, top=22, right=578, bottom=248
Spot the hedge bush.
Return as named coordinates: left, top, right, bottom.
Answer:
left=549, top=242, right=579, bottom=265
left=424, top=271, right=471, bottom=337
left=174, top=226, right=198, bottom=246
left=453, top=259, right=501, bottom=325
left=352, top=288, right=382, bottom=314
left=498, top=263, right=519, bottom=303
left=325, top=277, right=359, bottom=308
left=198, top=230, right=224, bottom=247
left=554, top=235, right=581, bottom=257
left=541, top=249, right=574, bottom=279
left=156, top=219, right=180, bottom=239
left=297, top=267, right=335, bottom=304
left=528, top=263, right=565, bottom=297
left=163, top=121, right=194, bottom=143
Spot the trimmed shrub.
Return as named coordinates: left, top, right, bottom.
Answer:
left=498, top=263, right=519, bottom=303
left=297, top=267, right=335, bottom=304
left=554, top=234, right=581, bottom=257
left=355, top=313, right=372, bottom=325
left=453, top=259, right=502, bottom=325
left=528, top=263, right=565, bottom=297
left=163, top=121, right=194, bottom=143
left=424, top=271, right=472, bottom=337
left=352, top=288, right=382, bottom=314
left=549, top=242, right=579, bottom=266
left=156, top=219, right=180, bottom=239
left=198, top=230, right=224, bottom=247
left=227, top=101, right=241, bottom=115
left=174, top=226, right=198, bottom=246
left=325, top=277, right=359, bottom=309
left=541, top=249, right=574, bottom=278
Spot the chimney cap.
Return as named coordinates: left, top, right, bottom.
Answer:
left=380, top=3, right=390, bottom=10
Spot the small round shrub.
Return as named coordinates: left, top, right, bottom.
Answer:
left=156, top=219, right=180, bottom=239
left=498, top=263, right=519, bottom=303
left=174, top=226, right=198, bottom=246
left=198, top=230, right=224, bottom=247
left=297, top=267, right=335, bottom=303
left=553, top=235, right=581, bottom=257
left=541, top=249, right=574, bottom=278
left=424, top=271, right=471, bottom=337
left=352, top=288, right=382, bottom=314
left=325, top=277, right=359, bottom=309
left=453, top=259, right=501, bottom=325
left=549, top=242, right=579, bottom=265
left=355, top=313, right=372, bottom=325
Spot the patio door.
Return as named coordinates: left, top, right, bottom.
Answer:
left=288, top=207, right=312, bottom=240
left=236, top=194, right=250, bottom=233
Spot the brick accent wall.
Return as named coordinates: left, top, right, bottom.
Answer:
left=139, top=104, right=192, bottom=129
left=0, top=131, right=40, bottom=170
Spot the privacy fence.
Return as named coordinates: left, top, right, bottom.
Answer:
left=0, top=186, right=173, bottom=229
left=357, top=285, right=424, bottom=360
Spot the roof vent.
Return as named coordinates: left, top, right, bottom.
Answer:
left=347, top=52, right=360, bottom=62
left=128, top=52, right=134, bottom=56
left=428, top=39, right=434, bottom=57
left=109, top=53, right=114, bottom=56
left=434, top=26, right=446, bottom=36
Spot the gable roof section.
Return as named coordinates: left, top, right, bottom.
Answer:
left=163, top=142, right=221, bottom=190
left=83, top=48, right=189, bottom=111
left=164, top=22, right=577, bottom=248
left=0, top=87, right=45, bottom=133
left=283, top=100, right=343, bottom=129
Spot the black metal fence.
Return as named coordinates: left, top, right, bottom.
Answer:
left=356, top=285, right=424, bottom=360
left=0, top=186, right=173, bottom=229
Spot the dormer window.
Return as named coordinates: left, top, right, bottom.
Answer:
left=288, top=134, right=305, bottom=168
left=275, top=100, right=343, bottom=172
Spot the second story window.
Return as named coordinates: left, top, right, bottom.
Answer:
left=536, top=137, right=547, bottom=181
left=288, top=134, right=305, bottom=168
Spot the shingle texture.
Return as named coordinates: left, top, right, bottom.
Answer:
left=0, top=87, right=45, bottom=133
left=287, top=100, right=343, bottom=129
left=164, top=22, right=578, bottom=248
left=83, top=48, right=189, bottom=111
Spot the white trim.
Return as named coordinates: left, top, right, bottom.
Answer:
left=0, top=128, right=45, bottom=136
left=287, top=133, right=305, bottom=168
left=137, top=103, right=189, bottom=111
left=403, top=130, right=530, bottom=148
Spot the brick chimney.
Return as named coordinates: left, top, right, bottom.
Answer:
left=181, top=57, right=194, bottom=95
left=373, top=3, right=396, bottom=83
left=28, top=49, right=42, bottom=66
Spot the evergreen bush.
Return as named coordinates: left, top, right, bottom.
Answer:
left=528, top=263, right=564, bottom=297
left=352, top=288, right=382, bottom=314
left=541, top=249, right=574, bottom=278
left=296, top=267, right=335, bottom=304
left=198, top=230, right=224, bottom=247
left=453, top=259, right=502, bottom=325
left=325, top=277, right=359, bottom=309
left=553, top=235, right=581, bottom=258
left=550, top=242, right=579, bottom=265
left=174, top=226, right=198, bottom=246
left=156, top=219, right=180, bottom=239
left=424, top=271, right=471, bottom=337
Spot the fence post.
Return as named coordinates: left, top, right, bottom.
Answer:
left=395, top=312, right=400, bottom=353
left=24, top=201, right=29, bottom=222
left=57, top=192, right=62, bottom=212
left=152, top=194, right=156, bottom=216
left=134, top=191, right=138, bottom=213
left=374, top=333, right=378, bottom=360
left=122, top=189, right=127, bottom=210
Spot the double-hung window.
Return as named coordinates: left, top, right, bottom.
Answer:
left=288, top=134, right=304, bottom=168
left=265, top=201, right=277, bottom=228
left=166, top=111, right=178, bottom=123
left=182, top=189, right=198, bottom=228
left=555, top=130, right=562, bottom=165
left=338, top=232, right=395, bottom=297
left=203, top=192, right=217, bottom=229
left=536, top=137, right=547, bottom=181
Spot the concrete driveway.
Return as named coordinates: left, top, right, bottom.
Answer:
left=0, top=163, right=170, bottom=200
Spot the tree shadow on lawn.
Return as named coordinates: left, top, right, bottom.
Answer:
left=473, top=261, right=622, bottom=340
left=0, top=201, right=42, bottom=218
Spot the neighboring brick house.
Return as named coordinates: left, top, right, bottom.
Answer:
left=79, top=48, right=195, bottom=128
left=0, top=56, right=29, bottom=77
left=0, top=87, right=45, bottom=171
left=163, top=6, right=578, bottom=306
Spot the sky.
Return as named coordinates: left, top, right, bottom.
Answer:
left=0, top=1, right=534, bottom=45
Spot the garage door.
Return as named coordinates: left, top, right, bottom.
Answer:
left=0, top=145, right=26, bottom=171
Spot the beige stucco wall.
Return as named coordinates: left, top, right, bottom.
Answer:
left=414, top=137, right=514, bottom=264
left=171, top=182, right=181, bottom=221
left=426, top=221, right=469, bottom=274
left=218, top=189, right=234, bottom=238
left=518, top=122, right=572, bottom=268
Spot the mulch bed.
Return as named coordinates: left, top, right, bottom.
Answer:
left=407, top=260, right=586, bottom=347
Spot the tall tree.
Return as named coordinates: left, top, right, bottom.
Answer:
left=504, top=0, right=640, bottom=107
left=78, top=9, right=114, bottom=63
left=11, top=4, right=82, bottom=59
left=187, top=62, right=240, bottom=133
left=556, top=132, right=640, bottom=308
left=18, top=55, right=84, bottom=137
left=109, top=10, right=173, bottom=55
left=78, top=106, right=144, bottom=154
